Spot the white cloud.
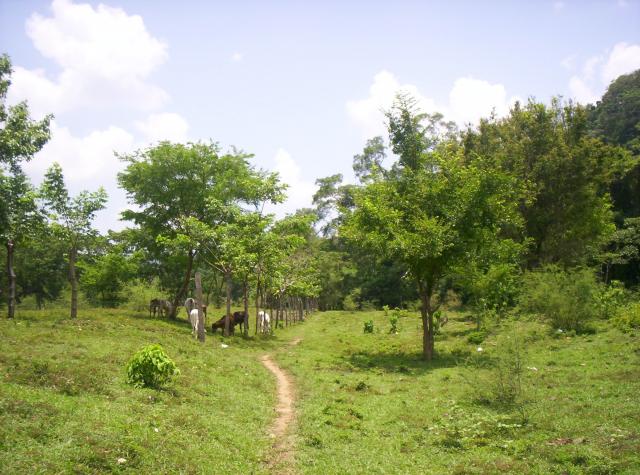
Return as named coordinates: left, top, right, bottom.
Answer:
left=568, top=42, right=640, bottom=104
left=7, top=0, right=169, bottom=115
left=231, top=52, right=243, bottom=62
left=134, top=112, right=189, bottom=145
left=601, top=42, right=640, bottom=83
left=347, top=71, right=517, bottom=134
left=346, top=70, right=437, bottom=138
left=24, top=120, right=135, bottom=182
left=448, top=77, right=518, bottom=125
left=271, top=148, right=315, bottom=216
left=568, top=76, right=599, bottom=104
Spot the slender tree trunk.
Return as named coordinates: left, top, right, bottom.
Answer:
left=243, top=278, right=249, bottom=337
left=224, top=270, right=232, bottom=337
left=6, top=240, right=16, bottom=319
left=418, top=281, right=434, bottom=361
left=172, top=250, right=194, bottom=320
left=255, top=278, right=260, bottom=335
left=195, top=271, right=205, bottom=342
left=69, top=246, right=78, bottom=319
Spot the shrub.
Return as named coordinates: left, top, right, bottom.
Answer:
left=124, top=278, right=165, bottom=313
left=343, top=289, right=360, bottom=312
left=519, top=266, right=599, bottom=332
left=465, top=327, right=530, bottom=422
left=389, top=314, right=399, bottom=334
left=467, top=330, right=487, bottom=344
left=363, top=320, right=374, bottom=334
left=126, top=344, right=179, bottom=388
left=382, top=305, right=390, bottom=316
left=595, top=280, right=626, bottom=319
left=612, top=302, right=640, bottom=332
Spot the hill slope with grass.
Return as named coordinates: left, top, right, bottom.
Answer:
left=0, top=308, right=284, bottom=474
left=1, top=307, right=639, bottom=474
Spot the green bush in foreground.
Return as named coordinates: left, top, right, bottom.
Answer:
left=363, top=320, right=374, bottom=333
left=126, top=344, right=179, bottom=388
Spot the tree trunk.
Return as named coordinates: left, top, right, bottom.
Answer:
left=418, top=281, right=434, bottom=361
left=224, top=270, right=232, bottom=337
left=243, top=279, right=249, bottom=337
left=254, top=278, right=260, bottom=335
left=172, top=250, right=194, bottom=320
left=69, top=246, right=78, bottom=319
left=195, top=271, right=205, bottom=342
left=6, top=240, right=16, bottom=319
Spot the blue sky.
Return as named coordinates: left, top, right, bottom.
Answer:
left=1, top=0, right=639, bottom=231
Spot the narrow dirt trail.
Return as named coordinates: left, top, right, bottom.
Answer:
left=260, top=339, right=301, bottom=474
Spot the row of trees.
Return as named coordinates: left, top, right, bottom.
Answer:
left=311, top=71, right=639, bottom=360
left=1, top=54, right=322, bottom=333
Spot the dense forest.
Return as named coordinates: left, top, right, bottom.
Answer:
left=1, top=53, right=639, bottom=360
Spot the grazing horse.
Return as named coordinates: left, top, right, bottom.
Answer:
left=185, top=298, right=196, bottom=316
left=149, top=298, right=173, bottom=318
left=210, top=311, right=246, bottom=334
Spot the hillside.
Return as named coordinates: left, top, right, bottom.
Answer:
left=2, top=308, right=639, bottom=474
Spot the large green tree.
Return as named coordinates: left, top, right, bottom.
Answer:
left=118, top=141, right=283, bottom=320
left=343, top=95, right=522, bottom=360
left=0, top=54, right=51, bottom=318
left=41, top=163, right=107, bottom=318
left=588, top=69, right=640, bottom=221
left=463, top=98, right=633, bottom=267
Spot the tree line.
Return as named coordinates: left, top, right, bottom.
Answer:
left=2, top=49, right=639, bottom=356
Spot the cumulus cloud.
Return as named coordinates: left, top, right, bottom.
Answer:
left=7, top=0, right=169, bottom=115
left=346, top=71, right=517, bottom=135
left=569, top=42, right=640, bottom=104
left=271, top=148, right=315, bottom=216
left=449, top=77, right=519, bottom=125
left=7, top=0, right=190, bottom=231
left=346, top=70, right=437, bottom=138
left=134, top=112, right=190, bottom=145
left=24, top=120, right=135, bottom=182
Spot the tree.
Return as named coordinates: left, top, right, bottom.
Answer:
left=588, top=69, right=640, bottom=221
left=463, top=98, right=633, bottom=267
left=343, top=95, right=522, bottom=360
left=79, top=241, right=140, bottom=307
left=353, top=136, right=386, bottom=183
left=0, top=54, right=52, bottom=318
left=118, top=142, right=282, bottom=319
left=41, top=163, right=107, bottom=318
left=12, top=222, right=67, bottom=308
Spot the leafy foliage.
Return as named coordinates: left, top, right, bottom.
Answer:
left=343, top=94, right=522, bottom=359
left=612, top=302, right=640, bottom=332
left=363, top=320, right=374, bottom=333
left=463, top=98, right=632, bottom=267
left=519, top=266, right=600, bottom=331
left=125, top=344, right=179, bottom=388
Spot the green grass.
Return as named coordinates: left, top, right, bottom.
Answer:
left=275, top=310, right=640, bottom=474
left=0, top=307, right=289, bottom=474
left=1, top=306, right=639, bottom=474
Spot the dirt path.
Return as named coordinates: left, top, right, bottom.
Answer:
left=261, top=352, right=297, bottom=474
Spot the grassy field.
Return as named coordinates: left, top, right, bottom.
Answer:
left=0, top=307, right=285, bottom=474
left=1, top=306, right=639, bottom=474
left=275, top=310, right=640, bottom=475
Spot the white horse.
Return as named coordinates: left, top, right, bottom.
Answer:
left=258, top=310, right=271, bottom=334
